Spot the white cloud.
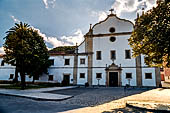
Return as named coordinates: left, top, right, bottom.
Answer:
left=10, top=15, right=20, bottom=23
left=98, top=11, right=108, bottom=21
left=42, top=0, right=56, bottom=9
left=112, top=0, right=157, bottom=16
left=90, top=11, right=108, bottom=21
left=90, top=0, right=156, bottom=23
left=32, top=27, right=84, bottom=49
left=60, top=29, right=84, bottom=46
left=9, top=15, right=83, bottom=49
left=0, top=47, right=5, bottom=54
left=43, top=0, right=48, bottom=9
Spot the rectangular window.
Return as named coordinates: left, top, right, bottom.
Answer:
left=96, top=73, right=102, bottom=79
left=126, top=73, right=132, bottom=79
left=125, top=50, right=131, bottom=59
left=9, top=74, right=14, bottom=79
left=110, top=50, right=116, bottom=59
left=80, top=73, right=85, bottom=78
left=145, top=73, right=152, bottom=79
left=48, top=75, right=54, bottom=81
left=96, top=51, right=101, bottom=60
left=49, top=59, right=54, bottom=65
left=80, top=59, right=85, bottom=64
left=65, top=59, right=70, bottom=65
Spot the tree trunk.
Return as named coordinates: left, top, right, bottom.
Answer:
left=20, top=71, right=26, bottom=90
left=13, top=67, right=18, bottom=83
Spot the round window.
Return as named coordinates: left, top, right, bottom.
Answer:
left=109, top=27, right=115, bottom=33
left=110, top=37, right=116, bottom=42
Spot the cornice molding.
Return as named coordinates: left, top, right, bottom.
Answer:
left=85, top=32, right=132, bottom=38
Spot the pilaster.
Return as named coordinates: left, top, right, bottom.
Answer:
left=73, top=46, right=78, bottom=85
left=136, top=55, right=142, bottom=86
left=155, top=67, right=161, bottom=87
left=85, top=28, right=93, bottom=86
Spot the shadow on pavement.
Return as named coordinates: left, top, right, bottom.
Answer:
left=102, top=106, right=161, bottom=113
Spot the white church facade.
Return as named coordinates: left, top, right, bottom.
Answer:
left=0, top=13, right=161, bottom=87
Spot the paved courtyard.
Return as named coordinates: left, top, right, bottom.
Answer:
left=0, top=87, right=154, bottom=113
left=46, top=87, right=150, bottom=106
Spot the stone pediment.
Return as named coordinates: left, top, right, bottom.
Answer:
left=106, top=62, right=122, bottom=71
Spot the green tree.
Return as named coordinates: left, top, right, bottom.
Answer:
left=3, top=22, right=50, bottom=89
left=129, top=1, right=170, bottom=67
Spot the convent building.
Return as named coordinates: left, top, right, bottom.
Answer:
left=0, top=12, right=161, bottom=87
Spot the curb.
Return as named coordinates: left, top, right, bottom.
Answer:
left=0, top=93, right=74, bottom=101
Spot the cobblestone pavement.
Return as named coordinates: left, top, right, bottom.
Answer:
left=60, top=88, right=170, bottom=113
left=47, top=87, right=150, bottom=106
left=0, top=87, right=152, bottom=113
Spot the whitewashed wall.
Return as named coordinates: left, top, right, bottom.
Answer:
left=121, top=68, right=137, bottom=86
left=77, top=55, right=88, bottom=85
left=77, top=68, right=88, bottom=85
left=78, top=41, right=86, bottom=53
left=91, top=15, right=137, bottom=86
left=92, top=68, right=106, bottom=85
left=142, top=68, right=156, bottom=86
left=141, top=55, right=147, bottom=67
left=0, top=58, right=15, bottom=80
left=40, top=55, right=74, bottom=83
left=0, top=68, right=15, bottom=80
left=93, top=16, right=133, bottom=34
left=0, top=58, right=33, bottom=81
left=93, top=35, right=136, bottom=67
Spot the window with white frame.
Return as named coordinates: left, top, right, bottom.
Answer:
left=110, top=50, right=116, bottom=59
left=65, top=59, right=70, bottom=65
left=96, top=73, right=102, bottom=79
left=80, top=58, right=85, bottom=64
left=80, top=73, right=85, bottom=78
left=125, top=50, right=131, bottom=59
left=145, top=73, right=152, bottom=79
left=126, top=73, right=132, bottom=79
left=96, top=51, right=101, bottom=60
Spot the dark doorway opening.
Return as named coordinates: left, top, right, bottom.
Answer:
left=62, top=75, right=70, bottom=86
left=109, top=72, right=118, bottom=87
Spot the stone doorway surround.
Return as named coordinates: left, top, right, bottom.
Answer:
left=105, top=62, right=122, bottom=87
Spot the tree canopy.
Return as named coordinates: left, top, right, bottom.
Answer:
left=49, top=46, right=76, bottom=53
left=3, top=22, right=50, bottom=89
left=129, top=1, right=170, bottom=67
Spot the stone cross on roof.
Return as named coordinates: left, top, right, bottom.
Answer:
left=109, top=8, right=114, bottom=14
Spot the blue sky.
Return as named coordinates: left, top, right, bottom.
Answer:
left=0, top=0, right=156, bottom=53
